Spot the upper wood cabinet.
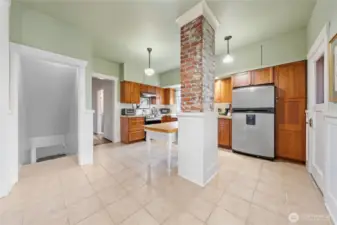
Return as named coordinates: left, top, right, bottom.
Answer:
left=232, top=72, right=251, bottom=88
left=163, top=88, right=175, bottom=105
left=148, top=85, right=156, bottom=94
left=275, top=61, right=306, bottom=99
left=120, top=81, right=140, bottom=104
left=251, top=67, right=274, bottom=85
left=140, top=84, right=148, bottom=93
left=215, top=78, right=232, bottom=103
left=214, top=80, right=222, bottom=103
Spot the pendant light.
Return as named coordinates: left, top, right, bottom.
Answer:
left=144, top=48, right=155, bottom=76
left=223, top=36, right=234, bottom=63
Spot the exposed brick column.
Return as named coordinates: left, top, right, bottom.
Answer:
left=180, top=15, right=215, bottom=112
left=176, top=1, right=219, bottom=186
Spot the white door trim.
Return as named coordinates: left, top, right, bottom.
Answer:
left=306, top=25, right=329, bottom=193
left=7, top=43, right=93, bottom=197
left=92, top=73, right=120, bottom=143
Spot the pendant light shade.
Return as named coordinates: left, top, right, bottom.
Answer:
left=223, top=36, right=234, bottom=63
left=144, top=48, right=155, bottom=76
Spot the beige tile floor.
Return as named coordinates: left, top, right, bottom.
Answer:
left=0, top=141, right=332, bottom=225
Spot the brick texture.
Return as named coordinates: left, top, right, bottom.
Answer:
left=180, top=15, right=215, bottom=112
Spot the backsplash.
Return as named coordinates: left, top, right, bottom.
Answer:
left=120, top=103, right=177, bottom=115
left=214, top=103, right=231, bottom=114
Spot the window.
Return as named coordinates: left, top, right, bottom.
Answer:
left=175, top=88, right=181, bottom=113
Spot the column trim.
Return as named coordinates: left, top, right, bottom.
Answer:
left=176, top=0, right=219, bottom=30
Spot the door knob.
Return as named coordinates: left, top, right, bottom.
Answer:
left=307, top=118, right=313, bottom=127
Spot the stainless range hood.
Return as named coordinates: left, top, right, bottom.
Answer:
left=141, top=92, right=156, bottom=98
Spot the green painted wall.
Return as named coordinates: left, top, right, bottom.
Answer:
left=10, top=2, right=123, bottom=107
left=123, top=62, right=160, bottom=86
left=160, top=68, right=180, bottom=87
left=215, top=28, right=307, bottom=77
left=159, top=28, right=307, bottom=85
left=307, top=0, right=337, bottom=112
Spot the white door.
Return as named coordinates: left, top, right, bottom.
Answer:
left=103, top=82, right=113, bottom=141
left=307, top=27, right=328, bottom=193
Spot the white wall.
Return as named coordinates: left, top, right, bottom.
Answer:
left=19, top=58, right=77, bottom=164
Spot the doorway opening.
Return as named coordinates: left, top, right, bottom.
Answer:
left=19, top=57, right=78, bottom=164
left=92, top=73, right=119, bottom=146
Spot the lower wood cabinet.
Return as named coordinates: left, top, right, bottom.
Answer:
left=161, top=115, right=177, bottom=123
left=121, top=117, right=145, bottom=144
left=218, top=118, right=231, bottom=148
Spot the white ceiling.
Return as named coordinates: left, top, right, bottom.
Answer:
left=17, top=0, right=317, bottom=73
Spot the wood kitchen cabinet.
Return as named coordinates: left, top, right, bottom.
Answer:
left=232, top=72, right=251, bottom=88
left=218, top=118, right=231, bottom=148
left=163, top=88, right=175, bottom=105
left=275, top=61, right=306, bottom=162
left=140, top=84, right=148, bottom=93
left=215, top=78, right=232, bottom=103
left=161, top=115, right=177, bottom=123
left=251, top=67, right=274, bottom=85
left=120, top=81, right=140, bottom=104
left=121, top=117, right=145, bottom=144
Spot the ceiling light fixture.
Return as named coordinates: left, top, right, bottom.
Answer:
left=223, top=36, right=234, bottom=63
left=144, top=48, right=155, bottom=76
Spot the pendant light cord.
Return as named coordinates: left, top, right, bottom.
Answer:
left=227, top=39, right=230, bottom=55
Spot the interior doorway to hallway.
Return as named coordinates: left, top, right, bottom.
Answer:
left=92, top=73, right=119, bottom=146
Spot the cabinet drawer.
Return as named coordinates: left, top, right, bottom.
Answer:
left=129, top=131, right=145, bottom=142
left=128, top=118, right=144, bottom=131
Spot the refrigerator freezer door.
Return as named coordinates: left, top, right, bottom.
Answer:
left=232, top=112, right=275, bottom=158
left=232, top=86, right=275, bottom=109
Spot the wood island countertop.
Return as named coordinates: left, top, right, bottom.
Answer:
left=144, top=122, right=178, bottom=133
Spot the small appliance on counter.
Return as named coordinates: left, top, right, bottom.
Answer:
left=218, top=103, right=231, bottom=116
left=159, top=108, right=171, bottom=115
left=121, top=108, right=136, bottom=116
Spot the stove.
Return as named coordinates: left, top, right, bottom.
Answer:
left=145, top=115, right=162, bottom=124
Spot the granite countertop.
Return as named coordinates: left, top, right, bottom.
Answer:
left=218, top=115, right=232, bottom=119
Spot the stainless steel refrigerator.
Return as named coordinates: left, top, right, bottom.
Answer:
left=232, top=85, right=275, bottom=159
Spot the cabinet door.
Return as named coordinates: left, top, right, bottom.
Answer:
left=156, top=87, right=161, bottom=105
left=221, top=78, right=232, bottom=103
left=140, top=84, right=148, bottom=93
left=251, top=67, right=274, bottom=85
left=160, top=88, right=165, bottom=105
left=170, top=89, right=175, bottom=104
left=232, top=72, right=251, bottom=88
left=218, top=119, right=230, bottom=147
left=275, top=61, right=306, bottom=162
left=130, top=82, right=140, bottom=104
left=148, top=86, right=156, bottom=94
left=214, top=80, right=221, bottom=103
left=120, top=81, right=131, bottom=103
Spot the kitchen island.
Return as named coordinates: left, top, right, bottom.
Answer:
left=144, top=122, right=178, bottom=171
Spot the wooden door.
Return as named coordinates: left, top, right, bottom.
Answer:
left=251, top=67, right=274, bottom=85
left=232, top=72, right=251, bottom=88
left=214, top=80, right=221, bottom=103
left=148, top=86, right=156, bottom=94
left=164, top=88, right=175, bottom=105
left=275, top=61, right=306, bottom=162
left=155, top=87, right=161, bottom=105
